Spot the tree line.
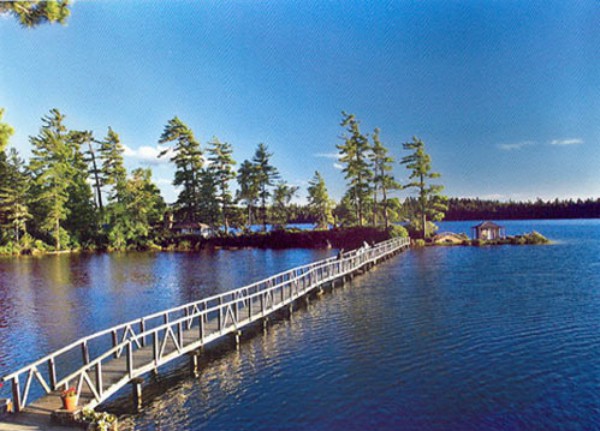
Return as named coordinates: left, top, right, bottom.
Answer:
left=0, top=108, right=449, bottom=253
left=446, top=197, right=600, bottom=221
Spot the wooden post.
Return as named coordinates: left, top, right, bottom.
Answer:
left=82, top=341, right=90, bottom=365
left=139, top=318, right=146, bottom=347
left=95, top=362, right=103, bottom=398
left=230, top=330, right=241, bottom=349
left=11, top=377, right=21, bottom=413
left=217, top=297, right=223, bottom=332
left=189, top=351, right=201, bottom=377
left=112, top=330, right=119, bottom=359
left=48, top=358, right=57, bottom=390
left=131, top=377, right=144, bottom=412
left=126, top=342, right=134, bottom=378
left=177, top=321, right=184, bottom=350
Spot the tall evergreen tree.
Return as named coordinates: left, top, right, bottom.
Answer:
left=0, top=109, right=14, bottom=152
left=158, top=117, right=203, bottom=223
left=207, top=137, right=236, bottom=232
left=370, top=128, right=401, bottom=229
left=28, top=109, right=73, bottom=250
left=65, top=130, right=97, bottom=246
left=336, top=112, right=372, bottom=226
left=0, top=148, right=31, bottom=243
left=99, top=127, right=127, bottom=203
left=198, top=168, right=220, bottom=228
left=252, top=143, right=279, bottom=231
left=108, top=168, right=165, bottom=249
left=0, top=1, right=70, bottom=27
left=236, top=159, right=259, bottom=228
left=307, top=171, right=333, bottom=229
left=271, top=182, right=299, bottom=230
left=400, top=137, right=447, bottom=239
left=73, top=130, right=104, bottom=214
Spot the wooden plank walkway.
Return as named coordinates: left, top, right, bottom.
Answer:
left=1, top=237, right=409, bottom=428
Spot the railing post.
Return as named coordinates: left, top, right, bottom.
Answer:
left=48, top=358, right=57, bottom=390
left=199, top=312, right=205, bottom=343
left=139, top=318, right=146, bottom=347
left=82, top=341, right=90, bottom=365
left=11, top=377, right=21, bottom=413
left=112, top=330, right=119, bottom=359
left=234, top=293, right=239, bottom=323
left=153, top=331, right=159, bottom=366
left=126, top=341, right=134, bottom=378
left=177, top=321, right=184, bottom=350
left=217, top=297, right=223, bottom=331
left=260, top=292, right=265, bottom=315
left=248, top=294, right=252, bottom=320
left=95, top=362, right=103, bottom=397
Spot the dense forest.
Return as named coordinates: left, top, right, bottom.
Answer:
left=445, top=198, right=600, bottom=220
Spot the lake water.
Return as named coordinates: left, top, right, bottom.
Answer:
left=1, top=219, right=599, bottom=430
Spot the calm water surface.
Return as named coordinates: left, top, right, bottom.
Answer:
left=1, top=220, right=599, bottom=430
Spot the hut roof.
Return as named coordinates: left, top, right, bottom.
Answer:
left=172, top=222, right=211, bottom=230
left=472, top=221, right=503, bottom=229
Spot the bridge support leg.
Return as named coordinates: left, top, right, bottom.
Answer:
left=189, top=351, right=202, bottom=377
left=262, top=318, right=269, bottom=332
left=304, top=295, right=310, bottom=307
left=317, top=286, right=324, bottom=296
left=131, top=377, right=144, bottom=412
left=230, top=330, right=242, bottom=349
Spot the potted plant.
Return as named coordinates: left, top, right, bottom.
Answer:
left=60, top=387, right=77, bottom=411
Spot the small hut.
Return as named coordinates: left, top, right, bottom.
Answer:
left=171, top=222, right=213, bottom=238
left=471, top=221, right=505, bottom=240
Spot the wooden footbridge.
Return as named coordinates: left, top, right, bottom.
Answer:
left=1, top=237, right=409, bottom=427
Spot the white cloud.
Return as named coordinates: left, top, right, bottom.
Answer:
left=550, top=138, right=583, bottom=146
left=333, top=163, right=344, bottom=170
left=314, top=152, right=340, bottom=160
left=154, top=178, right=173, bottom=186
left=497, top=141, right=535, bottom=151
left=122, top=144, right=174, bottom=165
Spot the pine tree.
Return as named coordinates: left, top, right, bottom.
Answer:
left=0, top=148, right=31, bottom=243
left=333, top=193, right=357, bottom=227
left=108, top=168, right=165, bottom=249
left=252, top=143, right=279, bottom=231
left=207, top=137, right=236, bottom=232
left=29, top=109, right=73, bottom=250
left=401, top=137, right=447, bottom=239
left=158, top=117, right=203, bottom=223
left=271, top=182, right=299, bottom=230
left=370, top=128, right=401, bottom=229
left=198, top=168, right=220, bottom=228
left=307, top=171, right=333, bottom=229
left=0, top=109, right=14, bottom=152
left=236, top=159, right=259, bottom=229
left=0, top=1, right=71, bottom=27
left=73, top=130, right=103, bottom=214
left=65, top=130, right=97, bottom=246
left=99, top=127, right=127, bottom=203
left=336, top=112, right=372, bottom=226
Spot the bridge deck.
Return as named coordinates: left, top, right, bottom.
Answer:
left=1, top=237, right=409, bottom=428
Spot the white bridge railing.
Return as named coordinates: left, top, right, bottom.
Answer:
left=2, top=237, right=409, bottom=412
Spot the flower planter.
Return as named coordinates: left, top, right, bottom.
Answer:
left=61, top=395, right=77, bottom=411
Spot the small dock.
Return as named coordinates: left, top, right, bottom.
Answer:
left=1, top=237, right=409, bottom=428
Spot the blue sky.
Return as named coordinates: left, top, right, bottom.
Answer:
left=1, top=1, right=599, bottom=203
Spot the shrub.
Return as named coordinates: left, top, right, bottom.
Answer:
left=413, top=239, right=426, bottom=247
left=388, top=224, right=409, bottom=238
